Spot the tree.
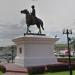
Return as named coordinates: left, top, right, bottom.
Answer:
left=70, top=38, right=75, bottom=51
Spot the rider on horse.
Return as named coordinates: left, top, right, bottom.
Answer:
left=31, top=5, right=36, bottom=17
left=31, top=5, right=36, bottom=24
left=21, top=5, right=44, bottom=34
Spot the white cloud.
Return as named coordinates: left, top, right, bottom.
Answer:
left=0, top=0, right=75, bottom=46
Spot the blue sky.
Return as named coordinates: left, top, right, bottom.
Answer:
left=0, top=0, right=75, bottom=46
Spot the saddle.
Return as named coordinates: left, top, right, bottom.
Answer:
left=31, top=15, right=36, bottom=24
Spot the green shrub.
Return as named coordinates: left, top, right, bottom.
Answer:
left=57, top=57, right=75, bottom=63
left=28, top=66, right=45, bottom=74
left=47, top=64, right=69, bottom=72
left=0, top=65, right=6, bottom=73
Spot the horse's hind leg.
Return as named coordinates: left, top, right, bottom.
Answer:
left=39, top=28, right=41, bottom=34
left=37, top=25, right=41, bottom=34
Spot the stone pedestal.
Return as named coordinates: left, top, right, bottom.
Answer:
left=12, top=35, right=59, bottom=67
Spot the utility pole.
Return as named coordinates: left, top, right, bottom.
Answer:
left=63, top=29, right=72, bottom=75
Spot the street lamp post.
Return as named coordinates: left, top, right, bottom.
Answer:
left=11, top=46, right=14, bottom=63
left=63, top=29, right=72, bottom=75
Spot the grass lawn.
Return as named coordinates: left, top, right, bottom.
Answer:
left=43, top=71, right=71, bottom=75
left=0, top=71, right=3, bottom=75
left=31, top=71, right=75, bottom=75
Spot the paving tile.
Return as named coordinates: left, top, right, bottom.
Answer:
left=4, top=72, right=28, bottom=75
left=0, top=63, right=28, bottom=73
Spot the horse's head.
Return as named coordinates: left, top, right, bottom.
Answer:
left=21, top=9, right=29, bottom=14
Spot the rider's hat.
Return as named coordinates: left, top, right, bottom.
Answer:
left=31, top=5, right=35, bottom=9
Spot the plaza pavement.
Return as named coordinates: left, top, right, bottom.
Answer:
left=0, top=63, right=28, bottom=75
left=1, top=63, right=28, bottom=73
left=4, top=72, right=28, bottom=75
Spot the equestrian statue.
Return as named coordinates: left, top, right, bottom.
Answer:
left=21, top=5, right=44, bottom=34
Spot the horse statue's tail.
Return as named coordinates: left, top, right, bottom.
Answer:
left=41, top=22, right=44, bottom=30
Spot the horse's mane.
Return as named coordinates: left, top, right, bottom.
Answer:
left=26, top=9, right=31, bottom=15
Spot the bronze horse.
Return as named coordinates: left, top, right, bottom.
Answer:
left=21, top=9, right=44, bottom=34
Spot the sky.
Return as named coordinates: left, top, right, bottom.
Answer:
left=0, top=0, right=75, bottom=46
